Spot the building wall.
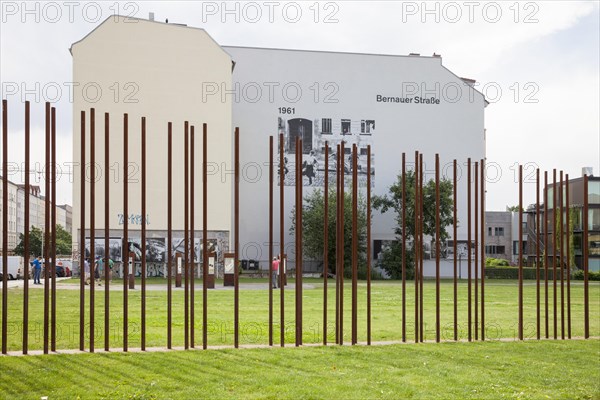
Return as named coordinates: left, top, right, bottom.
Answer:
left=71, top=17, right=233, bottom=254
left=485, top=211, right=513, bottom=262
left=224, top=46, right=486, bottom=273
left=0, top=177, right=19, bottom=253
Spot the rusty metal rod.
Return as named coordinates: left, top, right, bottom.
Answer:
left=536, top=168, right=540, bottom=340
left=190, top=125, right=195, bottom=348
left=279, top=133, right=285, bottom=347
left=559, top=171, right=565, bottom=340
left=80, top=111, right=86, bottom=352
left=474, top=161, right=478, bottom=340
left=123, top=113, right=129, bottom=352
left=89, top=107, right=95, bottom=353
left=51, top=106, right=57, bottom=352
left=480, top=159, right=485, bottom=341
left=141, top=117, right=147, bottom=351
left=104, top=112, right=110, bottom=352
left=553, top=169, right=557, bottom=339
left=2, top=99, right=7, bottom=355
left=184, top=121, right=189, bottom=349
left=414, top=151, right=419, bottom=343
left=401, top=152, right=406, bottom=343
left=367, top=145, right=372, bottom=345
left=269, top=136, right=273, bottom=346
left=435, top=153, right=440, bottom=343
left=203, top=123, right=208, bottom=349
left=335, top=144, right=340, bottom=345
left=453, top=159, right=458, bottom=341
left=467, top=157, right=472, bottom=342
left=518, top=164, right=523, bottom=341
left=583, top=174, right=589, bottom=338
left=167, top=122, right=172, bottom=349
left=43, top=102, right=50, bottom=354
left=544, top=171, right=549, bottom=339
left=234, top=127, right=240, bottom=348
left=351, top=144, right=358, bottom=345
left=23, top=101, right=30, bottom=354
left=339, top=140, right=345, bottom=345
left=323, top=142, right=329, bottom=345
left=566, top=174, right=571, bottom=339
left=419, top=153, right=424, bottom=342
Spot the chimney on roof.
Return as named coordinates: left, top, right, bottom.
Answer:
left=149, top=12, right=155, bottom=21
left=582, top=167, right=594, bottom=177
left=409, top=53, right=420, bottom=56
left=433, top=53, right=441, bottom=58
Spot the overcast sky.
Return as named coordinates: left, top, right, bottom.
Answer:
left=1, top=1, right=599, bottom=210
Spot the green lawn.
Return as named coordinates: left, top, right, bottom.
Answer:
left=1, top=279, right=598, bottom=350
left=1, top=340, right=599, bottom=399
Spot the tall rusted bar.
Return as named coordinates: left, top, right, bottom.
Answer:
left=518, top=164, right=523, bottom=340
left=279, top=133, right=285, bottom=347
left=351, top=144, right=358, bottom=345
left=544, top=171, right=550, bottom=339
left=89, top=107, right=95, bottom=353
left=544, top=171, right=549, bottom=339
left=1, top=100, right=7, bottom=355
left=367, top=145, right=372, bottom=345
left=419, top=154, right=424, bottom=342
left=234, top=127, right=240, bottom=348
left=104, top=112, right=110, bottom=352
left=123, top=114, right=129, bottom=351
left=190, top=126, right=195, bottom=348
left=453, top=159, right=458, bottom=341
left=474, top=161, right=478, bottom=340
left=583, top=174, right=589, bottom=338
left=401, top=153, right=406, bottom=343
left=467, top=158, right=472, bottom=342
left=43, top=102, right=50, bottom=354
left=552, top=169, right=557, bottom=339
left=480, top=159, right=485, bottom=341
left=559, top=171, right=565, bottom=339
left=414, top=151, right=419, bottom=343
left=23, top=101, right=30, bottom=354
left=79, top=110, right=86, bottom=352
left=335, top=144, right=340, bottom=345
left=167, top=123, right=172, bottom=349
left=340, top=140, right=345, bottom=345
left=295, top=137, right=300, bottom=346
left=202, top=123, right=208, bottom=349
left=184, top=121, right=189, bottom=349
left=141, top=117, right=147, bottom=351
left=566, top=174, right=571, bottom=339
left=435, top=154, right=440, bottom=343
left=269, top=136, right=274, bottom=346
left=536, top=168, right=541, bottom=340
left=51, top=107, right=57, bottom=352
left=323, top=142, right=329, bottom=345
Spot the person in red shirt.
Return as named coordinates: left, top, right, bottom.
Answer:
left=271, top=256, right=280, bottom=289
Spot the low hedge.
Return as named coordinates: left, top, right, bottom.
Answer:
left=571, top=270, right=600, bottom=281
left=486, top=267, right=599, bottom=280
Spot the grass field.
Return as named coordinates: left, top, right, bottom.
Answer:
left=0, top=279, right=598, bottom=350
left=1, top=340, right=599, bottom=399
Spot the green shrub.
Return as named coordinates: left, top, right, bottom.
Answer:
left=571, top=270, right=600, bottom=281
left=485, top=267, right=557, bottom=280
left=485, top=257, right=510, bottom=267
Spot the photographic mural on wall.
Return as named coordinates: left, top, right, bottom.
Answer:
left=277, top=116, right=375, bottom=187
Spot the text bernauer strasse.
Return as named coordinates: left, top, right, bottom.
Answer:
left=376, top=95, right=441, bottom=104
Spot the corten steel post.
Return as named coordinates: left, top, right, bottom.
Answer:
left=23, top=101, right=30, bottom=354
left=184, top=121, right=189, bottom=349
left=279, top=133, right=285, bottom=347
left=51, top=107, right=57, bottom=352
left=335, top=144, right=340, bottom=345
left=367, top=145, right=372, bottom=345
left=190, top=126, right=195, bottom=348
left=536, top=169, right=541, bottom=340
left=553, top=169, right=557, bottom=339
left=43, top=102, right=50, bottom=354
left=141, top=117, right=147, bottom=351
left=203, top=123, right=208, bottom=349
left=123, top=113, right=129, bottom=351
left=565, top=175, right=571, bottom=339
left=560, top=171, right=565, bottom=339
left=419, top=154, right=424, bottom=342
left=167, top=123, right=172, bottom=349
left=79, top=111, right=86, bottom=352
left=89, top=107, right=95, bottom=353
left=351, top=144, right=358, bottom=345
left=518, top=165, right=523, bottom=341
left=401, top=153, right=406, bottom=343
left=323, top=142, right=329, bottom=346
left=414, top=151, right=420, bottom=343
left=339, top=140, right=345, bottom=345
left=480, top=160, right=486, bottom=341
left=435, top=154, right=440, bottom=343
left=467, top=158, right=472, bottom=342
left=583, top=174, right=589, bottom=338
left=544, top=171, right=549, bottom=339
left=1, top=100, right=7, bottom=355
left=234, top=127, right=240, bottom=348
left=104, top=112, right=110, bottom=352
left=453, top=160, right=458, bottom=341
left=269, top=136, right=274, bottom=346
left=474, top=161, right=478, bottom=341
left=295, top=137, right=300, bottom=346
left=565, top=174, right=571, bottom=338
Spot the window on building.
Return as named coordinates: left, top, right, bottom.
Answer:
left=589, top=181, right=600, bottom=204
left=590, top=233, right=600, bottom=256
left=589, top=209, right=600, bottom=231
left=488, top=227, right=492, bottom=236
left=321, top=118, right=332, bottom=134
left=341, top=119, right=351, bottom=135
left=485, top=245, right=506, bottom=255
left=495, top=227, right=504, bottom=236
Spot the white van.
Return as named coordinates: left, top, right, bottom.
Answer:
left=0, top=256, right=24, bottom=280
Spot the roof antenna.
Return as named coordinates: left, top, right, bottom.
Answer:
left=165, top=18, right=169, bottom=23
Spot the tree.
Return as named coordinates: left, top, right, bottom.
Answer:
left=506, top=205, right=522, bottom=212
left=372, top=170, right=454, bottom=279
left=14, top=225, right=72, bottom=258
left=289, top=189, right=367, bottom=278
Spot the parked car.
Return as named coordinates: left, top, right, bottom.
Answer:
left=1, top=256, right=23, bottom=280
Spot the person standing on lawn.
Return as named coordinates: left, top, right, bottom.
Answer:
left=32, top=256, right=42, bottom=284
left=271, top=256, right=280, bottom=289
